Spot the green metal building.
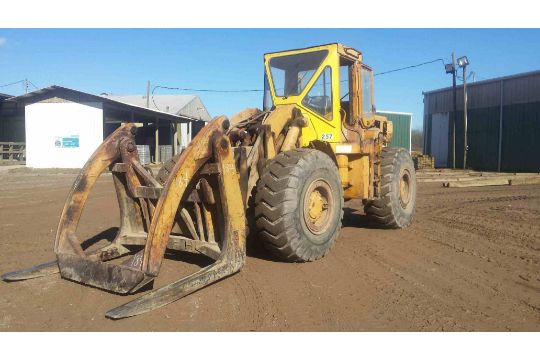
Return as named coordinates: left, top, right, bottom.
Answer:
left=377, top=111, right=412, bottom=152
left=423, top=70, right=540, bottom=172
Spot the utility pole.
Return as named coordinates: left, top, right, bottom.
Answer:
left=456, top=56, right=470, bottom=169
left=146, top=80, right=150, bottom=108
left=462, top=63, right=468, bottom=169
left=148, top=81, right=160, bottom=163
left=25, top=79, right=29, bottom=94
left=451, top=53, right=457, bottom=169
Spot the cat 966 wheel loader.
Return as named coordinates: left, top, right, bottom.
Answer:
left=2, top=43, right=416, bottom=318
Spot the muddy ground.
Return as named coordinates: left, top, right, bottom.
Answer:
left=0, top=169, right=538, bottom=331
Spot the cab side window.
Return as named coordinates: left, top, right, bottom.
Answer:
left=361, top=66, right=374, bottom=117
left=302, top=66, right=333, bottom=120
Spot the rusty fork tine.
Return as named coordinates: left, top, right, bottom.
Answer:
left=106, top=247, right=243, bottom=319
left=1, top=261, right=59, bottom=281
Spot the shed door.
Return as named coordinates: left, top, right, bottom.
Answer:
left=431, top=113, right=449, bottom=168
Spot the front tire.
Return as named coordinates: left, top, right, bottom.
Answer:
left=364, top=147, right=416, bottom=228
left=254, top=149, right=344, bottom=262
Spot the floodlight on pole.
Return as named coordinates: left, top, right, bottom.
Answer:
left=457, top=56, right=469, bottom=68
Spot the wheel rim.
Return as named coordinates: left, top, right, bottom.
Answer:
left=303, top=179, right=334, bottom=235
left=399, top=169, right=411, bottom=208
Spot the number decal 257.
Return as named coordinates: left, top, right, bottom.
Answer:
left=321, top=133, right=333, bottom=141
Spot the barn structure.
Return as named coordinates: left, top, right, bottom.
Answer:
left=0, top=86, right=211, bottom=168
left=423, top=70, right=540, bottom=172
left=377, top=111, right=412, bottom=152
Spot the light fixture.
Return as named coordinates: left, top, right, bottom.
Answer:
left=457, top=56, right=469, bottom=68
left=445, top=63, right=455, bottom=74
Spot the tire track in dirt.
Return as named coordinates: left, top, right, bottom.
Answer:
left=1, top=172, right=539, bottom=331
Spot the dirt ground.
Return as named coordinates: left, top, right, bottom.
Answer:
left=0, top=169, right=539, bottom=331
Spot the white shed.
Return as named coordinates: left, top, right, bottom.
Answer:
left=25, top=100, right=103, bottom=168
left=6, top=86, right=210, bottom=168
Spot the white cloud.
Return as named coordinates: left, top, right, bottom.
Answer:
left=0, top=37, right=6, bottom=46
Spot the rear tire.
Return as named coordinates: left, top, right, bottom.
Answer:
left=254, top=148, right=344, bottom=262
left=364, top=147, right=416, bottom=228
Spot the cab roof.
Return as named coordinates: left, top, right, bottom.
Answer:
left=264, top=43, right=362, bottom=62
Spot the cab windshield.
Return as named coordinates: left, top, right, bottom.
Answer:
left=268, top=50, right=328, bottom=98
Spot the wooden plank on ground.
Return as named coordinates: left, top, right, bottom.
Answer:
left=420, top=176, right=510, bottom=183
left=443, top=175, right=540, bottom=187
left=443, top=178, right=511, bottom=188
left=509, top=177, right=540, bottom=186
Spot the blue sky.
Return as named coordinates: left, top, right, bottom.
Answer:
left=1, top=29, right=539, bottom=129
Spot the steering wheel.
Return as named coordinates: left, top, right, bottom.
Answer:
left=306, top=96, right=330, bottom=112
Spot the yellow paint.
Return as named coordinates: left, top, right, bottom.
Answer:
left=308, top=190, right=325, bottom=220
left=343, top=154, right=370, bottom=200
left=264, top=44, right=344, bottom=146
left=336, top=154, right=349, bottom=187
left=263, top=43, right=393, bottom=201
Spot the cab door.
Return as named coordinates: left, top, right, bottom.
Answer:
left=293, top=51, right=342, bottom=145
left=348, top=62, right=376, bottom=129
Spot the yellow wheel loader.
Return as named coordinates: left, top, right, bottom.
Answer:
left=2, top=43, right=416, bottom=318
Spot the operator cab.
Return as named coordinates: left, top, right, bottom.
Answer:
left=263, top=43, right=377, bottom=132
left=264, top=48, right=333, bottom=120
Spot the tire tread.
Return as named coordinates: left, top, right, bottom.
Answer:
left=364, top=147, right=416, bottom=229
left=255, top=149, right=343, bottom=262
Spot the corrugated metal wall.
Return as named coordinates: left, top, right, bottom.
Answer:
left=464, top=107, right=500, bottom=171
left=423, top=70, right=540, bottom=172
left=377, top=111, right=411, bottom=151
left=501, top=102, right=540, bottom=171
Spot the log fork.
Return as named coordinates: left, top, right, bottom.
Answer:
left=2, top=117, right=246, bottom=319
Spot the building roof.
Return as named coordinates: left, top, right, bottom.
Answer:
left=423, top=69, right=540, bottom=114
left=423, top=69, right=540, bottom=95
left=6, top=85, right=210, bottom=123
left=0, top=93, right=13, bottom=100
left=102, top=94, right=212, bottom=121
left=377, top=110, right=413, bottom=116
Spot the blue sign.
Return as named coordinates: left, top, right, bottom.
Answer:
left=54, top=135, right=80, bottom=148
